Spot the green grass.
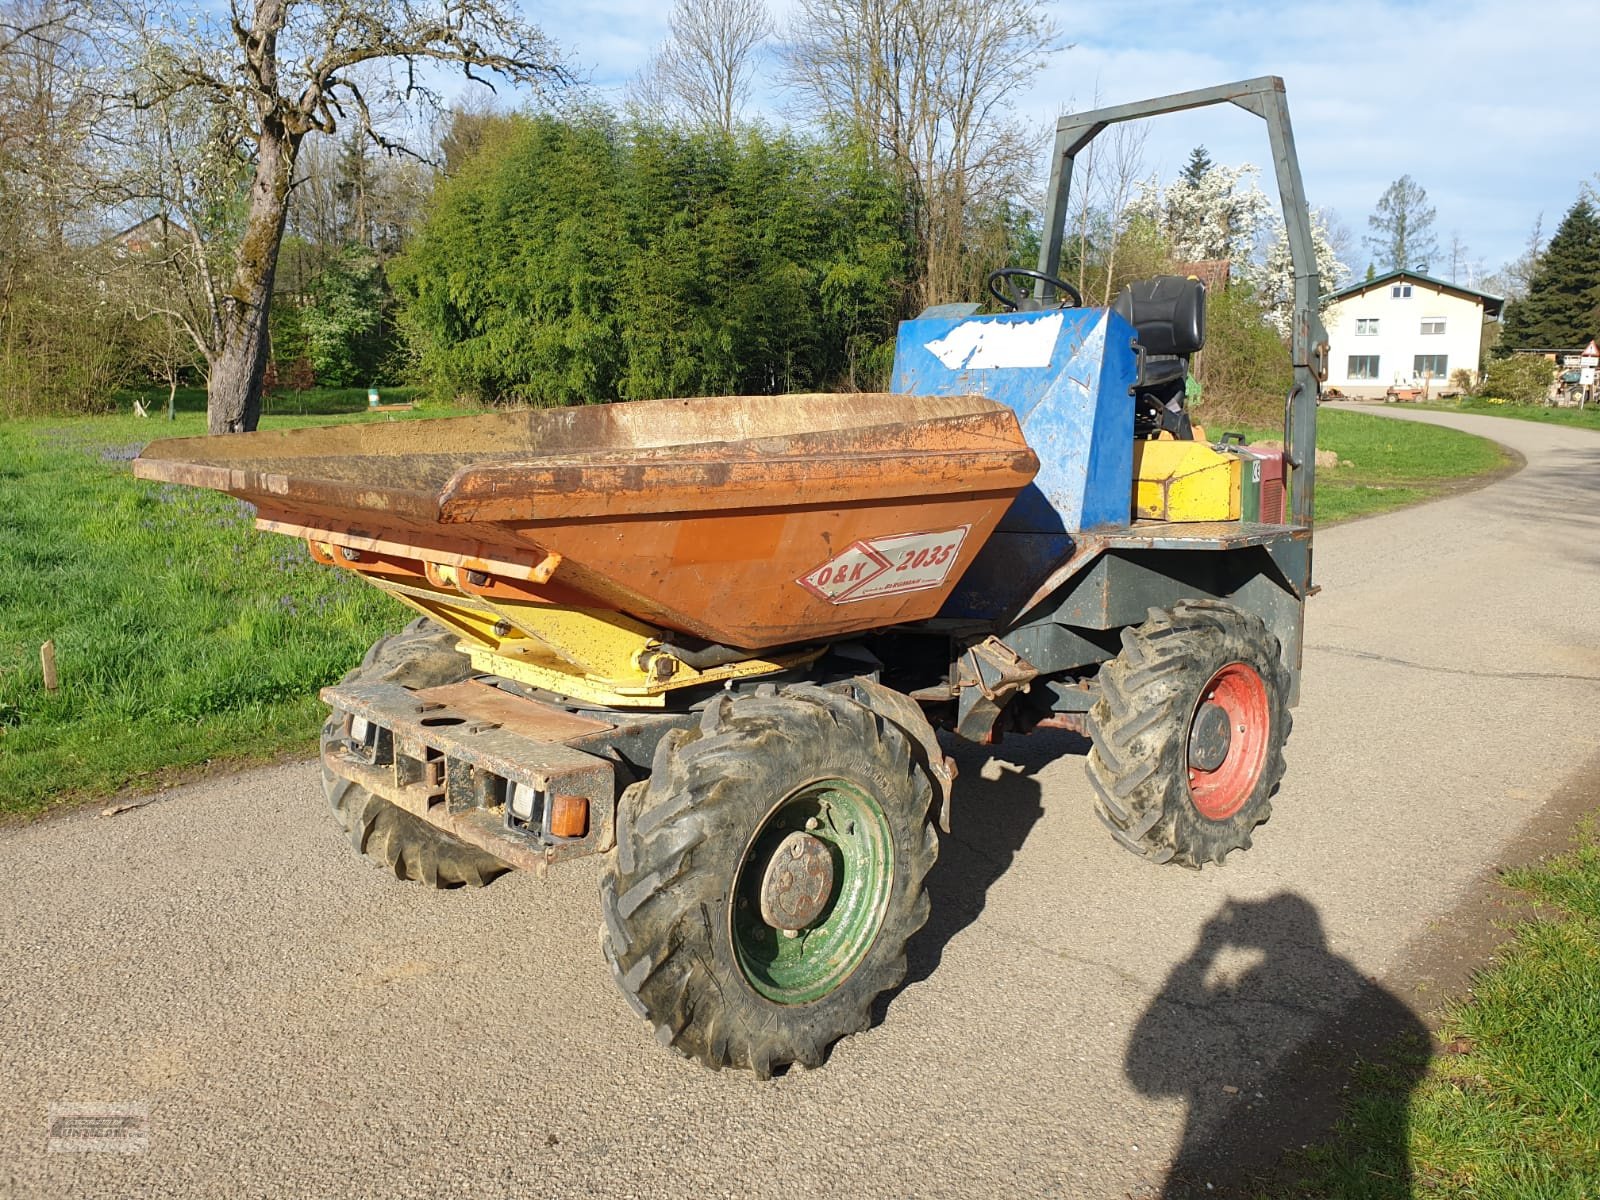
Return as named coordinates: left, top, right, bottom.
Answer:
left=122, top=382, right=430, bottom=420
left=1243, top=409, right=1511, bottom=524
left=1402, top=397, right=1600, bottom=433
left=0, top=394, right=471, bottom=820
left=1283, top=824, right=1600, bottom=1197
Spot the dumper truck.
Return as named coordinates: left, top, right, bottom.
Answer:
left=134, top=78, right=1328, bottom=1077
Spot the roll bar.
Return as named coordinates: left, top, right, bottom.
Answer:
left=1036, top=76, right=1328, bottom=528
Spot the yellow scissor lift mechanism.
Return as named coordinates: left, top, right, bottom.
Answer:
left=323, top=548, right=824, bottom=709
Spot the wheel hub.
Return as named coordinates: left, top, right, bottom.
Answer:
left=731, top=778, right=894, bottom=1005
left=1188, top=702, right=1233, bottom=771
left=759, top=832, right=835, bottom=931
left=1187, top=661, right=1272, bottom=821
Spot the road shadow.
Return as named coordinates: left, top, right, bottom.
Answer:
left=895, top=731, right=1069, bottom=993
left=1127, top=893, right=1431, bottom=1197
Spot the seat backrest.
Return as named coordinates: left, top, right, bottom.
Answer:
left=1113, top=275, right=1206, bottom=357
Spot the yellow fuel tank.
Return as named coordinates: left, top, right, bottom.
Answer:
left=1132, top=441, right=1241, bottom=521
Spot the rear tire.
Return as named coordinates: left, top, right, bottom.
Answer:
left=321, top=618, right=510, bottom=889
left=1086, top=600, right=1291, bottom=868
left=599, top=684, right=938, bottom=1077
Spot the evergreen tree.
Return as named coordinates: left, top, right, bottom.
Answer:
left=1500, top=197, right=1600, bottom=350
left=1365, top=175, right=1438, bottom=272
left=1180, top=145, right=1213, bottom=187
left=390, top=113, right=914, bottom=404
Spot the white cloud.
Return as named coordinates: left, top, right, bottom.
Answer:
left=1023, top=0, right=1597, bottom=271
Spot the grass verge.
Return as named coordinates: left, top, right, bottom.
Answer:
left=0, top=405, right=1506, bottom=818
left=0, top=396, right=468, bottom=821
left=1241, top=408, right=1512, bottom=524
left=1396, top=397, right=1600, bottom=433
left=1282, top=822, right=1600, bottom=1197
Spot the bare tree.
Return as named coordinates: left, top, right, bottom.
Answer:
left=116, top=221, right=201, bottom=419
left=100, top=0, right=569, bottom=434
left=634, top=0, right=769, bottom=134
left=1091, top=121, right=1148, bottom=305
left=1, top=0, right=98, bottom=246
left=785, top=0, right=1060, bottom=308
left=0, top=0, right=128, bottom=414
left=0, top=0, right=73, bottom=62
left=1444, top=230, right=1476, bottom=285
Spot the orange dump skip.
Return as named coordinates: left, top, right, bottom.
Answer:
left=133, top=392, right=1039, bottom=649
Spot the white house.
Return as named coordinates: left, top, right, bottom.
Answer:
left=1322, top=271, right=1504, bottom=398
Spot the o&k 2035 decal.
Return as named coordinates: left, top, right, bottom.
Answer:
left=798, top=526, right=971, bottom=604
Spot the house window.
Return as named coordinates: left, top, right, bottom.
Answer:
left=1413, top=354, right=1448, bottom=379
left=1391, top=284, right=1413, bottom=298
left=1348, top=355, right=1381, bottom=380
left=1356, top=318, right=1380, bottom=336
left=1420, top=318, right=1445, bottom=335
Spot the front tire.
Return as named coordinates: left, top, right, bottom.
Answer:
left=599, top=684, right=938, bottom=1077
left=1086, top=600, right=1291, bottom=868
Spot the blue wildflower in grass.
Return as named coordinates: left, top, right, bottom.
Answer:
left=98, top=443, right=146, bottom=464
left=268, top=542, right=307, bottom=573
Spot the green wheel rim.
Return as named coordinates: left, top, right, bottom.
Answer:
left=730, top=778, right=894, bottom=1005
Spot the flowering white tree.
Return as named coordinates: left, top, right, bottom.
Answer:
left=1128, top=161, right=1271, bottom=265
left=1130, top=161, right=1346, bottom=333
left=1239, top=207, right=1348, bottom=334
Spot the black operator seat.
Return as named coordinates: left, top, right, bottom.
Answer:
left=1113, top=275, right=1207, bottom=388
left=1115, top=274, right=1208, bottom=440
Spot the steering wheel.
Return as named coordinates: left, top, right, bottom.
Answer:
left=985, top=267, right=1084, bottom=312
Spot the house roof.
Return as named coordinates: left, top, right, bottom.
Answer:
left=1325, top=269, right=1505, bottom=316
left=99, top=214, right=190, bottom=250
left=1173, top=259, right=1231, bottom=293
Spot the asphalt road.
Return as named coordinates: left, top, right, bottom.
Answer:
left=4, top=406, right=1598, bottom=1199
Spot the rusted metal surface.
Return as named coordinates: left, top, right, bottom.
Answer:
left=321, top=678, right=616, bottom=870
left=954, top=636, right=1041, bottom=742
left=332, top=755, right=548, bottom=873
left=441, top=429, right=1036, bottom=522
left=759, top=833, right=836, bottom=931
left=1028, top=712, right=1090, bottom=736
left=134, top=392, right=1038, bottom=651
left=411, top=681, right=614, bottom=743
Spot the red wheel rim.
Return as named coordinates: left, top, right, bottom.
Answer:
left=1187, top=662, right=1270, bottom=821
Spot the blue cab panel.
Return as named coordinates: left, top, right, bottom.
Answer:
left=890, top=307, right=1138, bottom=620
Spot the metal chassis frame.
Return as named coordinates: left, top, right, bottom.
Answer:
left=1035, top=76, right=1328, bottom=535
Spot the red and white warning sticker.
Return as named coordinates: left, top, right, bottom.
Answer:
left=798, top=525, right=970, bottom=604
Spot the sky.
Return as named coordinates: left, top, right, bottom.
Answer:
left=522, top=0, right=1598, bottom=288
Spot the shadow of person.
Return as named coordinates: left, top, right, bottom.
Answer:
left=895, top=730, right=1069, bottom=993
left=1127, top=893, right=1431, bottom=1198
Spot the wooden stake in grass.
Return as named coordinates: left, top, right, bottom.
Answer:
left=41, top=640, right=58, bottom=692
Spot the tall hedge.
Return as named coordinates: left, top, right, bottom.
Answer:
left=390, top=113, right=914, bottom=405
